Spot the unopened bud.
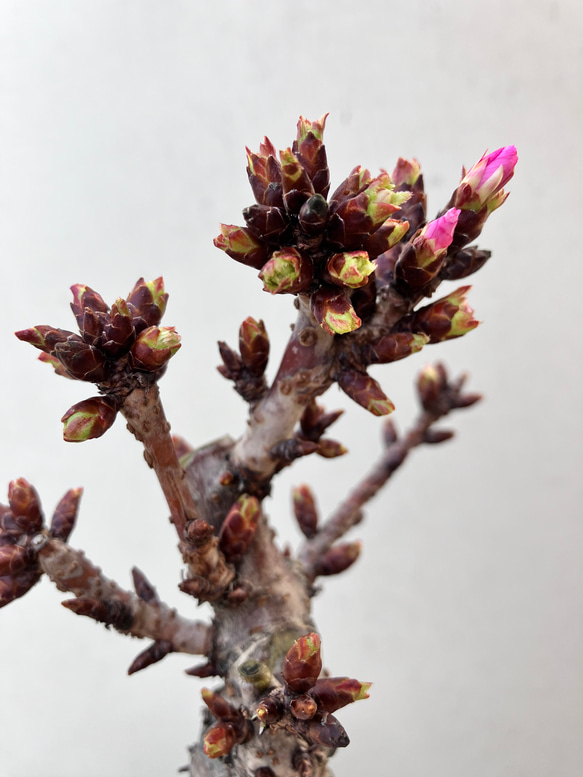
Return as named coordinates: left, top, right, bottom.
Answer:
left=259, top=247, right=314, bottom=294
left=53, top=340, right=108, bottom=382
left=293, top=114, right=330, bottom=197
left=279, top=147, right=315, bottom=214
left=308, top=676, right=371, bottom=714
left=290, top=694, right=318, bottom=720
left=15, top=326, right=79, bottom=354
left=101, top=298, right=135, bottom=357
left=392, top=157, right=422, bottom=187
left=441, top=246, right=491, bottom=281
left=242, top=204, right=288, bottom=243
left=8, top=479, right=43, bottom=534
left=325, top=251, right=375, bottom=290
left=0, top=543, right=33, bottom=577
left=298, top=194, right=330, bottom=236
left=130, top=326, right=181, bottom=371
left=338, top=369, right=395, bottom=416
left=50, top=488, right=82, bottom=542
left=62, top=596, right=134, bottom=631
left=310, top=287, right=361, bottom=336
left=131, top=566, right=158, bottom=603
left=454, top=145, right=518, bottom=212
left=203, top=723, right=237, bottom=759
left=70, top=284, right=109, bottom=330
left=239, top=317, right=269, bottom=376
left=365, top=332, right=429, bottom=365
left=411, top=286, right=479, bottom=343
left=246, top=137, right=283, bottom=208
left=292, top=485, right=319, bottom=539
left=0, top=567, right=41, bottom=608
left=256, top=696, right=283, bottom=726
left=316, top=438, right=347, bottom=458
left=219, top=495, right=260, bottom=564
left=282, top=632, right=322, bottom=694
left=424, top=429, right=455, bottom=444
left=128, top=639, right=173, bottom=675
left=61, top=396, right=118, bottom=442
left=126, top=277, right=168, bottom=331
left=294, top=714, right=350, bottom=749
left=214, top=224, right=269, bottom=270
left=364, top=218, right=410, bottom=259
left=396, top=208, right=460, bottom=289
left=312, top=541, right=361, bottom=577
left=201, top=688, right=241, bottom=724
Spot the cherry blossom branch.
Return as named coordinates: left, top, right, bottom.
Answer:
left=37, top=537, right=212, bottom=657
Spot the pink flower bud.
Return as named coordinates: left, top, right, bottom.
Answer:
left=421, top=208, right=460, bottom=253
left=455, top=146, right=518, bottom=212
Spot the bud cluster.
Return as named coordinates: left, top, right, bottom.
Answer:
left=253, top=633, right=370, bottom=752
left=0, top=480, right=82, bottom=607
left=16, top=278, right=180, bottom=442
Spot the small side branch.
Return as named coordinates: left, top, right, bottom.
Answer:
left=38, top=538, right=212, bottom=656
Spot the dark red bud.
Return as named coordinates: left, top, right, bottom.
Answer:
left=179, top=576, right=214, bottom=599
left=61, top=397, right=118, bottom=442
left=282, top=632, right=322, bottom=693
left=312, top=541, right=361, bottom=577
left=201, top=688, right=241, bottom=724
left=242, top=204, right=289, bottom=244
left=337, top=370, right=395, bottom=416
left=270, top=438, right=319, bottom=463
left=292, top=485, right=319, bottom=539
left=453, top=392, right=482, bottom=409
left=50, top=488, right=82, bottom=542
left=256, top=696, right=283, bottom=726
left=62, top=597, right=134, bottom=631
left=308, top=676, right=371, bottom=714
left=294, top=714, right=350, bottom=748
left=423, top=429, right=455, bottom=444
left=0, top=567, right=42, bottom=608
left=128, top=640, right=173, bottom=675
left=8, top=479, right=43, bottom=534
left=441, top=246, right=491, bottom=281
left=298, top=194, right=330, bottom=236
left=131, top=566, right=158, bottom=603
left=15, top=326, right=80, bottom=354
left=239, top=317, right=269, bottom=376
left=70, top=284, right=109, bottom=330
left=185, top=661, right=218, bottom=678
left=219, top=495, right=260, bottom=564
left=54, top=340, right=109, bottom=382
left=290, top=694, right=318, bottom=720
left=0, top=544, right=34, bottom=577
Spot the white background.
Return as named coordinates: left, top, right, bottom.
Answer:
left=1, top=2, right=581, bottom=776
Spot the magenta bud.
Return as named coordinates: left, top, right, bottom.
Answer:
left=61, top=396, right=118, bottom=442
left=130, top=326, right=181, bottom=371
left=454, top=145, right=518, bottom=212
left=396, top=209, right=460, bottom=289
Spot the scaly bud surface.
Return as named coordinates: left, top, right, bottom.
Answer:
left=259, top=248, right=314, bottom=294
left=310, top=287, right=361, bottom=336
left=61, top=397, right=118, bottom=442
left=396, top=208, right=460, bottom=289
left=282, top=632, right=322, bottom=693
left=292, top=485, right=319, bottom=539
left=239, top=317, right=269, bottom=376
left=325, top=251, right=375, bottom=290
left=337, top=370, right=395, bottom=416
left=411, top=286, right=479, bottom=343
left=50, top=488, right=82, bottom=542
left=130, top=326, right=181, bottom=371
left=218, top=495, right=260, bottom=563
left=308, top=676, right=371, bottom=714
left=203, top=723, right=237, bottom=759
left=8, top=479, right=43, bottom=534
left=214, top=224, right=269, bottom=270
left=365, top=332, right=429, bottom=365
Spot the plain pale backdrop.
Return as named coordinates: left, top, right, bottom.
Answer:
left=1, top=2, right=582, bottom=776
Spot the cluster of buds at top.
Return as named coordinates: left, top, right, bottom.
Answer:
left=255, top=633, right=370, bottom=751
left=16, top=278, right=180, bottom=442
left=215, top=115, right=414, bottom=336
left=0, top=480, right=82, bottom=607
left=214, top=116, right=517, bottom=339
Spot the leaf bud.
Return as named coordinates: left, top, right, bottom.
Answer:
left=128, top=640, right=173, bottom=675
left=50, top=488, right=82, bottom=542
left=440, top=246, right=491, bottom=281
left=424, top=428, right=455, bottom=444
left=131, top=566, right=159, bottom=603
left=129, top=326, right=181, bottom=371
left=246, top=137, right=283, bottom=208
left=281, top=632, right=322, bottom=694
left=292, top=485, right=319, bottom=539
left=8, top=479, right=43, bottom=534
left=61, top=396, right=118, bottom=443
left=392, top=157, right=422, bottom=187
left=364, top=218, right=410, bottom=259
left=337, top=369, right=395, bottom=416
left=37, top=352, right=73, bottom=378
left=218, top=495, right=261, bottom=564
left=201, top=688, right=242, bottom=724
left=312, top=541, right=361, bottom=577
left=293, top=114, right=330, bottom=197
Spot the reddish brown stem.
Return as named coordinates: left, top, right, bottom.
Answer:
left=120, top=384, right=200, bottom=540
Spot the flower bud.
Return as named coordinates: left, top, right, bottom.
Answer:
left=0, top=544, right=33, bottom=576
left=337, top=370, right=395, bottom=416
left=101, top=298, right=135, bottom=356
left=308, top=676, right=371, bottom=714
left=0, top=567, right=41, bottom=608
left=203, top=723, right=237, bottom=759
left=15, top=326, right=80, bottom=354
left=293, top=115, right=330, bottom=197
left=259, top=248, right=314, bottom=294
left=329, top=165, right=372, bottom=209
left=416, top=363, right=446, bottom=413
left=239, top=317, right=269, bottom=376
left=410, top=286, right=479, bottom=343
left=128, top=640, right=173, bottom=675
left=316, top=438, right=347, bottom=459
left=256, top=695, right=283, bottom=726
left=37, top=352, right=72, bottom=378
left=242, top=204, right=288, bottom=243
left=246, top=137, right=283, bottom=208
left=219, top=495, right=261, bottom=563
left=454, top=145, right=517, bottom=213
left=8, top=479, right=43, bottom=534
left=324, top=251, right=375, bottom=290
left=365, top=332, right=429, bottom=365
left=50, top=488, right=82, bottom=542
left=364, top=218, right=410, bottom=259
left=279, top=147, right=315, bottom=214
left=364, top=172, right=411, bottom=229
left=396, top=209, right=460, bottom=289
left=61, top=396, right=118, bottom=442
left=294, top=714, right=349, bottom=748
left=298, top=193, right=330, bottom=236
left=310, top=287, right=361, bottom=336
left=214, top=224, right=269, bottom=270
left=392, top=157, right=422, bottom=187
left=54, top=340, right=108, bottom=382
left=70, top=284, right=109, bottom=330
left=282, top=632, right=322, bottom=694
left=290, top=694, right=318, bottom=720
left=126, top=277, right=168, bottom=332
left=201, top=688, right=242, bottom=724
left=313, top=541, right=361, bottom=577
left=440, top=246, right=491, bottom=281
left=130, top=326, right=181, bottom=371
left=292, top=485, right=319, bottom=539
